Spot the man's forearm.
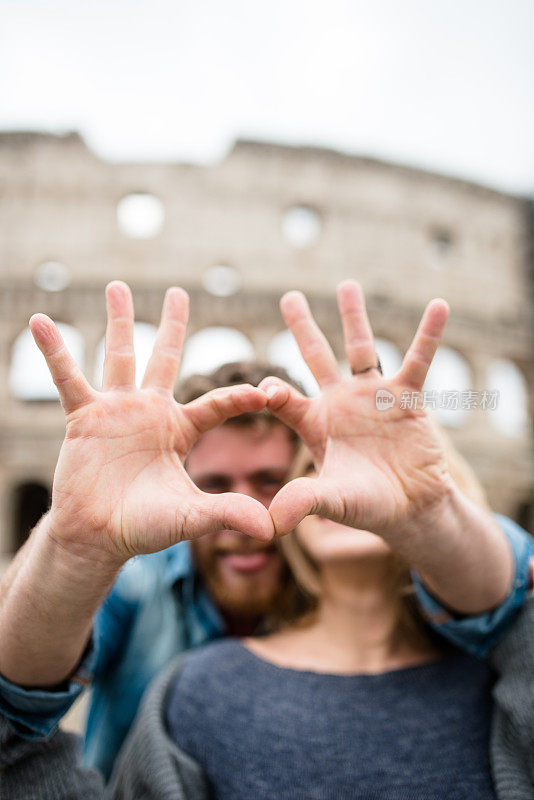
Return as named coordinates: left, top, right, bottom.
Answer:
left=0, top=513, right=123, bottom=687
left=388, top=486, right=514, bottom=615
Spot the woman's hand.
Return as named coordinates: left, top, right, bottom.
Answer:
left=30, top=281, right=274, bottom=564
left=262, top=280, right=452, bottom=538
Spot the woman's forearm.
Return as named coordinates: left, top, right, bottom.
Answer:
left=388, top=485, right=514, bottom=614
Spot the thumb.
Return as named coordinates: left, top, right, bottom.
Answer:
left=194, top=491, right=275, bottom=542
left=182, top=384, right=268, bottom=443
left=268, top=477, right=327, bottom=535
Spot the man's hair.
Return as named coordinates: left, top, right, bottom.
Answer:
left=176, top=360, right=305, bottom=442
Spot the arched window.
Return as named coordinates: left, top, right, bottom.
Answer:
left=423, top=346, right=472, bottom=427
left=373, top=338, right=403, bottom=378
left=180, top=328, right=255, bottom=379
left=10, top=324, right=85, bottom=400
left=93, top=322, right=159, bottom=388
left=11, top=481, right=50, bottom=552
left=267, top=330, right=319, bottom=397
left=268, top=334, right=404, bottom=398
left=486, top=359, right=529, bottom=438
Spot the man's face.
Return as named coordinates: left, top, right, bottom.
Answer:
left=187, top=422, right=294, bottom=622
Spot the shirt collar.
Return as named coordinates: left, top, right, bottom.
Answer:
left=162, top=540, right=196, bottom=588
left=163, top=540, right=226, bottom=639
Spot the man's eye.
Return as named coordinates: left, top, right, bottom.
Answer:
left=257, top=479, right=284, bottom=493
left=196, top=480, right=229, bottom=494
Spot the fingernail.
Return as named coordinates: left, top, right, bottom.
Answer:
left=265, top=385, right=278, bottom=399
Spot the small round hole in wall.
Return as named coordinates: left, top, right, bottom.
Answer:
left=202, top=265, right=241, bottom=297
left=282, top=205, right=322, bottom=249
left=117, top=193, right=164, bottom=239
left=34, top=261, right=72, bottom=292
left=428, top=228, right=455, bottom=269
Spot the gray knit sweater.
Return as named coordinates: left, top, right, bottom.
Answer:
left=1, top=596, right=534, bottom=800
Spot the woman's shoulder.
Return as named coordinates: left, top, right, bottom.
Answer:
left=168, top=639, right=249, bottom=708
left=165, top=639, right=262, bottom=751
left=180, top=637, right=247, bottom=677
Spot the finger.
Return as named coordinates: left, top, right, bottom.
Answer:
left=280, top=291, right=340, bottom=387
left=193, top=492, right=275, bottom=542
left=268, top=476, right=325, bottom=535
left=102, top=281, right=136, bottom=390
left=183, top=384, right=268, bottom=441
left=141, top=287, right=189, bottom=392
left=29, top=314, right=94, bottom=414
left=397, top=299, right=450, bottom=390
left=258, top=376, right=316, bottom=442
left=336, top=280, right=378, bottom=374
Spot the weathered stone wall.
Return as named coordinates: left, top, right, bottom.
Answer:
left=0, top=131, right=532, bottom=555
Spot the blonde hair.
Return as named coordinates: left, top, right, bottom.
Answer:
left=279, top=426, right=490, bottom=647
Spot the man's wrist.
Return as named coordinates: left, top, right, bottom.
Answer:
left=41, top=510, right=127, bottom=577
left=0, top=513, right=123, bottom=687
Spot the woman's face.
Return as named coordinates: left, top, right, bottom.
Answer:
left=295, top=514, right=393, bottom=566
left=294, top=465, right=393, bottom=566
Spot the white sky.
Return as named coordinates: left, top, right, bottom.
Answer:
left=1, top=0, right=533, bottom=193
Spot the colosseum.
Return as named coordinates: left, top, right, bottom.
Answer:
left=0, top=130, right=532, bottom=565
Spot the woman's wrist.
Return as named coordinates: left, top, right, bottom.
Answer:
left=391, top=485, right=514, bottom=615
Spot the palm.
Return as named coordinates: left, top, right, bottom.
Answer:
left=30, top=283, right=274, bottom=562
left=51, top=393, right=190, bottom=557
left=264, top=281, right=451, bottom=537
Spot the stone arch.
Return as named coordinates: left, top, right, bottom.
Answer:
left=423, top=346, right=473, bottom=428
left=179, top=327, right=255, bottom=379
left=373, top=338, right=403, bottom=378
left=485, top=358, right=529, bottom=438
left=267, top=330, right=318, bottom=397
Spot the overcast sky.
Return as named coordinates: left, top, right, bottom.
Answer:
left=1, top=0, right=533, bottom=194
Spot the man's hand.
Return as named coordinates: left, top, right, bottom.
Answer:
left=261, top=280, right=513, bottom=614
left=30, top=281, right=274, bottom=564
left=0, top=281, right=275, bottom=687
left=262, top=279, right=451, bottom=538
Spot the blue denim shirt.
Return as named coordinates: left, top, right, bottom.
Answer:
left=0, top=514, right=531, bottom=780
